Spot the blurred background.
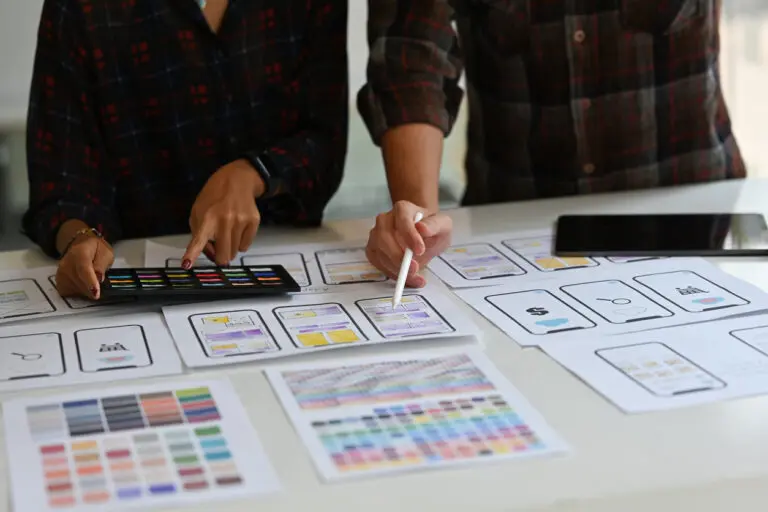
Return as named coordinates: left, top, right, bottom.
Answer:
left=0, top=1, right=765, bottom=251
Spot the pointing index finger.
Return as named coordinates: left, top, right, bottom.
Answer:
left=183, top=217, right=215, bottom=268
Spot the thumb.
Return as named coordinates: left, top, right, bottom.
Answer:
left=92, top=241, right=114, bottom=283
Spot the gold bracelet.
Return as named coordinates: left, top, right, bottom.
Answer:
left=61, top=227, right=104, bottom=257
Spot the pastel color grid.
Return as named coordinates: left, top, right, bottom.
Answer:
left=176, top=387, right=222, bottom=423
left=26, top=386, right=243, bottom=508
left=313, top=395, right=546, bottom=474
left=283, top=354, right=496, bottom=410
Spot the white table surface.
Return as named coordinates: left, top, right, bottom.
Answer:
left=3, top=178, right=768, bottom=512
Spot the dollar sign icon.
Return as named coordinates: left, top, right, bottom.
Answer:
left=526, top=307, right=548, bottom=316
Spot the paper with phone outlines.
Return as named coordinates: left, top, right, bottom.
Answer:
left=0, top=311, right=182, bottom=393
left=145, top=239, right=398, bottom=295
left=428, top=228, right=668, bottom=289
left=454, top=258, right=768, bottom=346
left=541, top=314, right=768, bottom=412
left=162, top=283, right=481, bottom=368
left=3, top=378, right=280, bottom=512
left=0, top=260, right=139, bottom=326
left=265, top=348, right=569, bottom=481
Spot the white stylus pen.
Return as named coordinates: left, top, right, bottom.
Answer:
left=392, top=211, right=424, bottom=309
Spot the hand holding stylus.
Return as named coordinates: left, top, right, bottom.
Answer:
left=365, top=200, right=454, bottom=290
left=392, top=212, right=424, bottom=308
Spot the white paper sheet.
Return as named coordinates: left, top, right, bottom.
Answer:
left=145, top=239, right=397, bottom=295
left=162, top=283, right=481, bottom=368
left=3, top=378, right=281, bottom=512
left=454, top=258, right=768, bottom=346
left=0, top=259, right=138, bottom=325
left=541, top=314, right=768, bottom=413
left=428, top=228, right=669, bottom=289
left=0, top=311, right=182, bottom=393
left=265, top=348, right=569, bottom=482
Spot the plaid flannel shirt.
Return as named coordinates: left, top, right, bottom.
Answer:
left=358, top=0, right=746, bottom=205
left=24, top=0, right=348, bottom=258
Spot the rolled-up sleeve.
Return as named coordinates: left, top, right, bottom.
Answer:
left=357, top=0, right=464, bottom=145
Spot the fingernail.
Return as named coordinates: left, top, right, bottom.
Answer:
left=182, top=259, right=191, bottom=269
left=90, top=286, right=98, bottom=298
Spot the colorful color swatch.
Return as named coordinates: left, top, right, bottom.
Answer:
left=315, top=395, right=545, bottom=473
left=283, top=354, right=495, bottom=409
left=267, top=351, right=569, bottom=481
left=29, top=388, right=222, bottom=440
left=7, top=380, right=280, bottom=512
left=101, top=265, right=299, bottom=298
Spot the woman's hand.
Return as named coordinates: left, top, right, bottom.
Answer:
left=182, top=159, right=265, bottom=267
left=56, top=234, right=115, bottom=299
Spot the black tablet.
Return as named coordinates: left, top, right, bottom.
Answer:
left=554, top=213, right=768, bottom=257
left=100, top=265, right=300, bottom=299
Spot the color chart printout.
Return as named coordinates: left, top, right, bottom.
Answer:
left=189, top=310, right=280, bottom=358
left=274, top=303, right=368, bottom=348
left=267, top=351, right=568, bottom=481
left=4, top=379, right=280, bottom=512
left=315, top=247, right=388, bottom=285
left=356, top=295, right=456, bottom=338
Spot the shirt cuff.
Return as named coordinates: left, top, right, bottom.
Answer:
left=357, top=85, right=463, bottom=146
left=22, top=202, right=121, bottom=259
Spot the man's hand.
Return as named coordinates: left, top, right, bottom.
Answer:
left=56, top=235, right=115, bottom=299
left=183, top=160, right=264, bottom=267
left=366, top=200, right=453, bottom=288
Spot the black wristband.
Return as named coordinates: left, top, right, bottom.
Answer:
left=243, top=150, right=276, bottom=198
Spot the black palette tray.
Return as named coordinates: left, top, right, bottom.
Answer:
left=100, top=265, right=300, bottom=299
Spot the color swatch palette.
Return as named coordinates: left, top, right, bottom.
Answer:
left=283, top=354, right=496, bottom=409
left=267, top=351, right=569, bottom=481
left=6, top=379, right=280, bottom=512
left=314, top=395, right=545, bottom=473
left=100, top=265, right=299, bottom=299
left=31, top=387, right=222, bottom=440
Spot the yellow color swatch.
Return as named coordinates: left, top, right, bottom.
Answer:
left=561, top=257, right=590, bottom=266
left=535, top=258, right=565, bottom=269
left=71, top=440, right=98, bottom=451
left=205, top=316, right=230, bottom=324
left=328, top=330, right=359, bottom=343
left=298, top=333, right=328, bottom=347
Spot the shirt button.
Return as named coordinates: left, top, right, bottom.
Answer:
left=583, top=163, right=596, bottom=174
left=574, top=30, right=586, bottom=43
